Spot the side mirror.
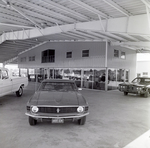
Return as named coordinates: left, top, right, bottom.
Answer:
left=78, top=88, right=82, bottom=91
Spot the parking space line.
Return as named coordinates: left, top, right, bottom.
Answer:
left=124, top=130, right=150, bottom=148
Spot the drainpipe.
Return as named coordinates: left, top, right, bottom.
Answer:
left=105, top=40, right=108, bottom=91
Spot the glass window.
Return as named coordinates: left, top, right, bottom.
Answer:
left=39, top=82, right=76, bottom=92
left=137, top=73, right=141, bottom=77
left=82, top=50, right=89, bottom=57
left=121, top=51, right=126, bottom=59
left=114, top=49, right=119, bottom=58
left=20, top=57, right=26, bottom=62
left=66, top=52, right=72, bottom=58
left=2, top=70, right=9, bottom=79
left=29, top=56, right=35, bottom=61
left=143, top=72, right=148, bottom=75
left=42, top=49, right=55, bottom=63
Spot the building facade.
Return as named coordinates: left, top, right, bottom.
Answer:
left=18, top=41, right=137, bottom=90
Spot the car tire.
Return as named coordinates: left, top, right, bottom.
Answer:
left=78, top=116, right=86, bottom=125
left=124, top=92, right=128, bottom=96
left=29, top=116, right=37, bottom=126
left=144, top=91, right=149, bottom=98
left=16, top=87, right=23, bottom=97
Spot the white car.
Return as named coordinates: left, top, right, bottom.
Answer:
left=0, top=68, right=28, bottom=97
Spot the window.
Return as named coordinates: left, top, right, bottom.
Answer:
left=66, top=52, right=72, bottom=58
left=20, top=57, right=26, bottom=62
left=143, top=72, right=148, bottom=75
left=29, top=56, right=35, bottom=61
left=121, top=51, right=126, bottom=59
left=82, top=50, right=89, bottom=57
left=2, top=70, right=9, bottom=79
left=137, top=73, right=141, bottom=77
left=114, top=49, right=119, bottom=58
left=42, top=49, right=55, bottom=63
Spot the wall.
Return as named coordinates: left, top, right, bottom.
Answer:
left=136, top=61, right=150, bottom=77
left=18, top=41, right=137, bottom=81
left=107, top=45, right=137, bottom=81
left=18, top=42, right=106, bottom=68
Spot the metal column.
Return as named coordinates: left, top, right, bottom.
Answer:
left=105, top=40, right=108, bottom=91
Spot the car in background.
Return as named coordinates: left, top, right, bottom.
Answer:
left=118, top=77, right=150, bottom=97
left=0, top=68, right=28, bottom=98
left=25, top=79, right=89, bottom=126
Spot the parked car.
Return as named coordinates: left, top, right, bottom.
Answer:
left=25, top=79, right=89, bottom=126
left=118, top=77, right=150, bottom=97
left=0, top=68, right=28, bottom=97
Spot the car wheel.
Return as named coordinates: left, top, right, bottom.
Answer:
left=124, top=92, right=128, bottom=96
left=78, top=116, right=86, bottom=125
left=16, top=87, right=23, bottom=97
left=29, top=116, right=37, bottom=126
left=144, top=91, right=149, bottom=98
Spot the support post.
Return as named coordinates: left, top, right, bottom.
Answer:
left=81, top=69, right=83, bottom=88
left=105, top=40, right=108, bottom=91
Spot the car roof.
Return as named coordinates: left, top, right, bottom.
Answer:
left=42, top=79, right=75, bottom=83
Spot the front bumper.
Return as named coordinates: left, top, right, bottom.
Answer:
left=25, top=112, right=89, bottom=119
left=119, top=85, right=145, bottom=94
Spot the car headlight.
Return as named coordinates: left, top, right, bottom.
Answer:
left=77, top=106, right=84, bottom=113
left=31, top=106, right=39, bottom=113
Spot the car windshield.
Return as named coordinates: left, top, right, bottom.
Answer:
left=39, top=82, right=77, bottom=92
left=132, top=78, right=150, bottom=84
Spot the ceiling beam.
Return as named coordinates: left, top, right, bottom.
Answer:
left=141, top=0, right=150, bottom=8
left=42, top=0, right=90, bottom=21
left=0, top=14, right=150, bottom=44
left=63, top=32, right=87, bottom=40
left=140, top=35, right=150, bottom=41
left=141, top=0, right=150, bottom=30
left=98, top=31, right=127, bottom=41
left=111, top=41, right=150, bottom=49
left=13, top=0, right=76, bottom=23
left=102, top=0, right=130, bottom=17
left=113, top=33, right=139, bottom=41
left=0, top=23, right=35, bottom=29
left=68, top=0, right=109, bottom=19
left=72, top=30, right=100, bottom=40
left=1, top=0, right=42, bottom=29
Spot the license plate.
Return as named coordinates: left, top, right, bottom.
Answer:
left=52, top=118, right=64, bottom=123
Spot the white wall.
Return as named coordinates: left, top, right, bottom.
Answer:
left=136, top=61, right=150, bottom=77
left=18, top=41, right=137, bottom=81
left=108, top=45, right=137, bottom=81
left=19, top=42, right=106, bottom=68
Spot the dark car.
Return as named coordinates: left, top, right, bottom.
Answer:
left=25, top=79, right=89, bottom=126
left=118, top=77, right=150, bottom=97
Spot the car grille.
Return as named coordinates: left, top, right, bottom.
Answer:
left=38, top=107, right=78, bottom=113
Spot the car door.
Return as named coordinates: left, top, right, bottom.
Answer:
left=1, top=69, right=12, bottom=96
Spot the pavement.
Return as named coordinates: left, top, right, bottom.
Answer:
left=0, top=82, right=150, bottom=148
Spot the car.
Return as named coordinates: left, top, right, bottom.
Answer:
left=0, top=68, right=28, bottom=98
left=118, top=77, right=150, bottom=97
left=25, top=79, right=89, bottom=126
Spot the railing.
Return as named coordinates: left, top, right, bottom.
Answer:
left=42, top=55, right=55, bottom=63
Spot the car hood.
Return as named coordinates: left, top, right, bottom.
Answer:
left=119, top=82, right=147, bottom=87
left=29, top=91, right=86, bottom=106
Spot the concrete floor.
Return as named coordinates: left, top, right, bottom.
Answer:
left=0, top=82, right=150, bottom=148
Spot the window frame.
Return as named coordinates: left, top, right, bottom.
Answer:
left=114, top=49, right=119, bottom=58
left=120, top=51, right=126, bottom=59
left=82, top=50, right=89, bottom=57
left=66, top=51, right=72, bottom=58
